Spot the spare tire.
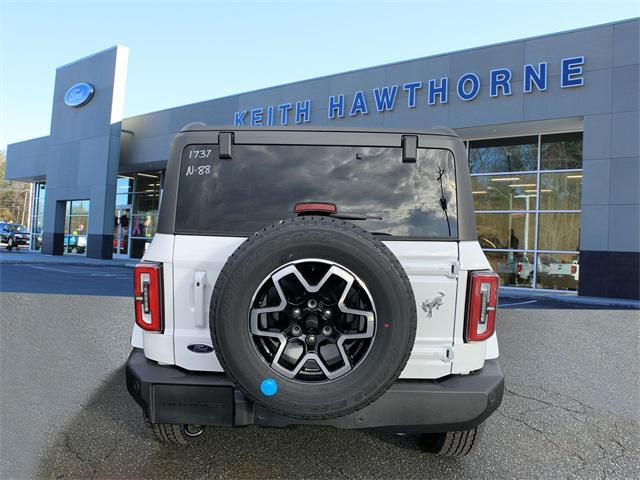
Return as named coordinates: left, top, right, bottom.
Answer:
left=210, top=216, right=416, bottom=420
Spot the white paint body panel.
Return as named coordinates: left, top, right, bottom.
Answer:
left=383, top=241, right=459, bottom=379
left=130, top=235, right=500, bottom=379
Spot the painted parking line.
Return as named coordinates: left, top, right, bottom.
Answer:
left=499, top=299, right=539, bottom=307
left=28, top=265, right=130, bottom=277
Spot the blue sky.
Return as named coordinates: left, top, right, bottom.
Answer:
left=1, top=0, right=638, bottom=149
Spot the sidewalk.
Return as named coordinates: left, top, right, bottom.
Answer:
left=500, top=286, right=640, bottom=309
left=1, top=248, right=638, bottom=308
left=0, top=248, right=138, bottom=268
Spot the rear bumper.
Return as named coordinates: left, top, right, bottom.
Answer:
left=126, top=348, right=504, bottom=433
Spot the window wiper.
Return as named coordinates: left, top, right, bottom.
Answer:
left=330, top=213, right=383, bottom=221
left=436, top=167, right=452, bottom=237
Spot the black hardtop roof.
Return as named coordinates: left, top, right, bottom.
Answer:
left=179, top=123, right=459, bottom=138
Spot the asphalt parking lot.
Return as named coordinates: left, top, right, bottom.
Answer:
left=0, top=265, right=638, bottom=479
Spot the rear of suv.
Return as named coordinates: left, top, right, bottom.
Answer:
left=126, top=125, right=504, bottom=455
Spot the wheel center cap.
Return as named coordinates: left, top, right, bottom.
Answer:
left=304, top=314, right=320, bottom=333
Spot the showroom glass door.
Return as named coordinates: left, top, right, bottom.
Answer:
left=113, top=207, right=131, bottom=257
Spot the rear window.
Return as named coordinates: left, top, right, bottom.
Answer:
left=175, top=144, right=457, bottom=238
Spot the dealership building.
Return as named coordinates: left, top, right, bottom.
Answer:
left=5, top=19, right=639, bottom=299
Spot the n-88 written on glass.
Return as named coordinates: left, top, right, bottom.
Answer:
left=182, top=145, right=214, bottom=177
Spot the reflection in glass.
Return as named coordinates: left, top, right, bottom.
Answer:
left=485, top=251, right=535, bottom=288
left=131, top=238, right=152, bottom=259
left=64, top=200, right=90, bottom=255
left=468, top=136, right=538, bottom=173
left=541, top=133, right=582, bottom=170
left=131, top=215, right=158, bottom=238
left=30, top=182, right=46, bottom=251
left=134, top=171, right=162, bottom=193
left=539, top=173, right=582, bottom=210
left=176, top=145, right=458, bottom=237
left=538, top=213, right=580, bottom=251
left=476, top=213, right=535, bottom=250
left=117, top=176, right=134, bottom=193
left=471, top=174, right=537, bottom=210
left=536, top=253, right=579, bottom=291
left=134, top=192, right=160, bottom=214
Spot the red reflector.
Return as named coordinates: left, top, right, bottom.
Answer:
left=293, top=202, right=337, bottom=215
left=571, top=265, right=577, bottom=275
left=134, top=263, right=163, bottom=332
left=465, top=271, right=499, bottom=342
left=517, top=263, right=523, bottom=273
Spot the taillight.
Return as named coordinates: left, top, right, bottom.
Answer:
left=465, top=271, right=499, bottom=342
left=134, top=263, right=163, bottom=332
left=517, top=263, right=523, bottom=273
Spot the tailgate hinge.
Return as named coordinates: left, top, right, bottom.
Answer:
left=449, top=262, right=460, bottom=278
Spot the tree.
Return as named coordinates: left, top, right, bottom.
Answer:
left=0, top=151, right=32, bottom=225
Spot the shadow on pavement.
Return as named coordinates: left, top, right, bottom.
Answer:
left=36, top=366, right=474, bottom=479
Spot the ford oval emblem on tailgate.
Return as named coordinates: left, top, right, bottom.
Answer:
left=187, top=344, right=214, bottom=354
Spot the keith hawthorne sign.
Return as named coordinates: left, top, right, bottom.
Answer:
left=233, top=56, right=585, bottom=127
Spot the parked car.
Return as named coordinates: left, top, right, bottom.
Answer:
left=0, top=222, right=30, bottom=251
left=125, top=125, right=504, bottom=456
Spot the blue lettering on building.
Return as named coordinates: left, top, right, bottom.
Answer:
left=278, top=103, right=292, bottom=125
left=350, top=90, right=368, bottom=116
left=250, top=108, right=263, bottom=126
left=328, top=94, right=345, bottom=118
left=457, top=73, right=480, bottom=101
left=373, top=85, right=398, bottom=112
left=234, top=110, right=246, bottom=126
left=403, top=81, right=422, bottom=108
left=267, top=105, right=275, bottom=125
left=524, top=62, right=548, bottom=93
left=490, top=69, right=512, bottom=97
left=233, top=56, right=585, bottom=124
left=295, top=100, right=311, bottom=123
left=561, top=56, right=585, bottom=88
left=428, top=78, right=448, bottom=105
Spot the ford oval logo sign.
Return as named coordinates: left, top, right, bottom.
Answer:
left=64, top=82, right=95, bottom=108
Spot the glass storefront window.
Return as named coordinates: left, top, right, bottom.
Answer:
left=536, top=253, right=580, bottom=291
left=67, top=199, right=89, bottom=216
left=539, top=172, right=582, bottom=210
left=471, top=174, right=538, bottom=211
left=476, top=212, right=535, bottom=250
left=468, top=136, right=538, bottom=174
left=30, top=182, right=46, bottom=251
left=64, top=199, right=89, bottom=255
left=116, top=175, right=134, bottom=206
left=113, top=170, right=163, bottom=259
left=537, top=212, right=581, bottom=251
left=540, top=132, right=583, bottom=170
left=133, top=192, right=160, bottom=214
left=134, top=172, right=161, bottom=192
left=131, top=214, right=158, bottom=238
left=485, top=251, right=535, bottom=288
left=470, top=132, right=582, bottom=291
left=130, top=238, right=152, bottom=259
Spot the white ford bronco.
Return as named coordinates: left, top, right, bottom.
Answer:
left=126, top=125, right=504, bottom=456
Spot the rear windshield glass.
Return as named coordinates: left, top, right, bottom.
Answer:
left=175, top=144, right=457, bottom=238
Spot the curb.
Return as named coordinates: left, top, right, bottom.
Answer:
left=500, top=287, right=640, bottom=309
left=0, top=256, right=136, bottom=269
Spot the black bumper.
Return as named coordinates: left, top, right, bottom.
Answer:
left=126, top=348, right=504, bottom=433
